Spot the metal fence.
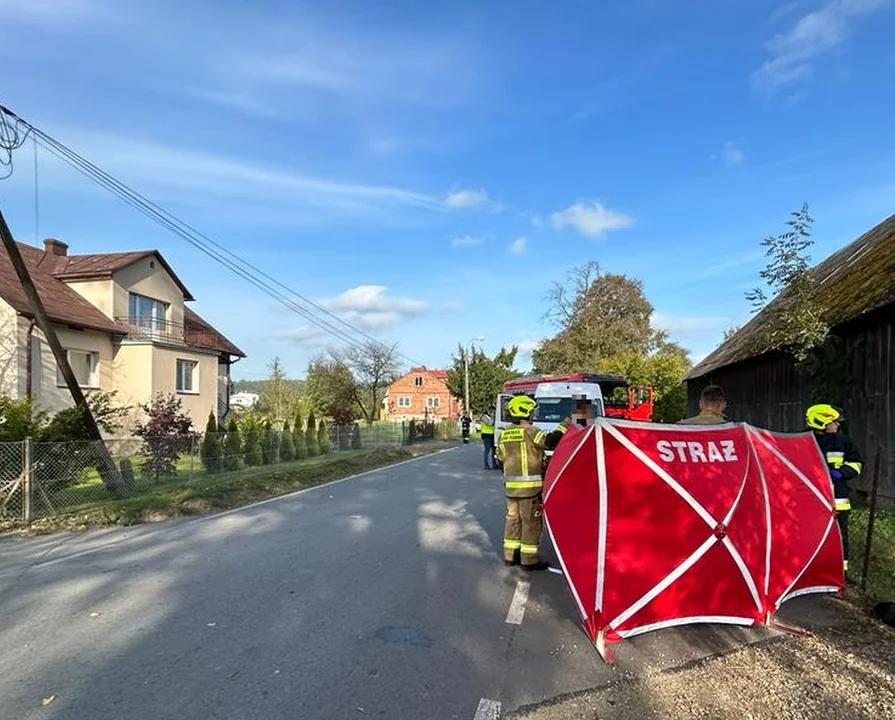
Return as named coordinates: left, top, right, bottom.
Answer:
left=0, top=420, right=459, bottom=523
left=851, top=448, right=895, bottom=601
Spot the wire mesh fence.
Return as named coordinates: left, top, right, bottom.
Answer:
left=850, top=449, right=895, bottom=601
left=0, top=420, right=459, bottom=523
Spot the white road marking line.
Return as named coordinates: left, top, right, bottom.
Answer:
left=505, top=580, right=531, bottom=625
left=474, top=698, right=501, bottom=719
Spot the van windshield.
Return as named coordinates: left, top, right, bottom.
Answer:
left=533, top=397, right=604, bottom=423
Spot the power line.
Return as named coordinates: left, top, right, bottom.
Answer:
left=0, top=103, right=426, bottom=367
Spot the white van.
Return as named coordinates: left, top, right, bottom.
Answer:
left=493, top=374, right=605, bottom=469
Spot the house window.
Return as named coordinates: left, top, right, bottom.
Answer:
left=414, top=376, right=423, bottom=387
left=128, top=293, right=167, bottom=330
left=177, top=359, right=198, bottom=393
left=56, top=349, right=99, bottom=388
left=397, top=396, right=411, bottom=408
left=427, top=397, right=440, bottom=408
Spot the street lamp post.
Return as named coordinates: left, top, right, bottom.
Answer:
left=464, top=336, right=485, bottom=420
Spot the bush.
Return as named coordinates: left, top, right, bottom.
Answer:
left=407, top=419, right=417, bottom=445
left=261, top=421, right=274, bottom=465
left=134, top=393, right=197, bottom=480
left=293, top=411, right=307, bottom=460
left=0, top=395, right=44, bottom=441
left=243, top=417, right=264, bottom=467
left=318, top=420, right=330, bottom=454
left=223, top=416, right=243, bottom=471
left=351, top=422, right=362, bottom=450
left=280, top=421, right=296, bottom=461
left=306, top=410, right=319, bottom=457
left=119, top=457, right=136, bottom=490
left=201, top=412, right=223, bottom=474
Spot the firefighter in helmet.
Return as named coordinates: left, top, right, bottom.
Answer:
left=806, top=403, right=862, bottom=573
left=497, top=395, right=550, bottom=571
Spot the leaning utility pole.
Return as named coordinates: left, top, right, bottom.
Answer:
left=0, top=205, right=128, bottom=497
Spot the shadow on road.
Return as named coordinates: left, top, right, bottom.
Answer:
left=1, top=443, right=892, bottom=719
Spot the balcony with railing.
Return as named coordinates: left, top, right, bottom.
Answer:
left=115, top=316, right=233, bottom=354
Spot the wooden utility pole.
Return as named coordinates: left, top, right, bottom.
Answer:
left=0, top=205, right=128, bottom=497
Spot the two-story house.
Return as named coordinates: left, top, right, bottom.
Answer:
left=381, top=366, right=460, bottom=423
left=0, top=238, right=244, bottom=431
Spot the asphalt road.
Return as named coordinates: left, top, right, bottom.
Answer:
left=0, top=444, right=843, bottom=719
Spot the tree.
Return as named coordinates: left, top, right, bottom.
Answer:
left=243, top=417, right=264, bottom=466
left=591, top=340, right=693, bottom=423
left=260, top=420, right=274, bottom=465
left=532, top=261, right=661, bottom=373
left=292, top=410, right=307, bottom=460
left=133, top=393, right=197, bottom=480
left=223, top=415, right=243, bottom=471
left=257, top=357, right=296, bottom=424
left=304, top=355, right=358, bottom=423
left=280, top=420, right=296, bottom=461
left=445, top=346, right=519, bottom=416
left=351, top=422, right=362, bottom=450
left=722, top=326, right=740, bottom=342
left=200, top=411, right=223, bottom=474
left=745, top=203, right=828, bottom=361
left=305, top=409, right=319, bottom=457
left=329, top=340, right=400, bottom=425
left=317, top=419, right=330, bottom=454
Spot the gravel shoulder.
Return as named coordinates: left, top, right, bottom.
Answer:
left=508, top=597, right=895, bottom=720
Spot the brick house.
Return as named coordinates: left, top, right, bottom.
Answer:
left=381, top=366, right=461, bottom=422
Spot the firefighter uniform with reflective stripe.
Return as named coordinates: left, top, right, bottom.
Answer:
left=815, top=430, right=862, bottom=571
left=497, top=424, right=548, bottom=566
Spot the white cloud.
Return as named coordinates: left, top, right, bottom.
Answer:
left=508, top=237, right=527, bottom=254
left=451, top=234, right=484, bottom=248
left=753, top=0, right=892, bottom=90
left=281, top=285, right=430, bottom=344
left=32, top=127, right=443, bottom=219
left=531, top=215, right=544, bottom=228
left=444, top=188, right=489, bottom=209
left=721, top=141, right=745, bottom=166
left=550, top=201, right=635, bottom=239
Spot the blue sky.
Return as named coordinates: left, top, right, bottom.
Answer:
left=1, top=0, right=894, bottom=380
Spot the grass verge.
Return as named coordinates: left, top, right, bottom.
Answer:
left=1, top=443, right=452, bottom=537
left=849, top=505, right=895, bottom=602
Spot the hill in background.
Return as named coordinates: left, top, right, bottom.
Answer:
left=233, top=379, right=305, bottom=396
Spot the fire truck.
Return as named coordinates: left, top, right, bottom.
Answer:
left=492, top=372, right=654, bottom=469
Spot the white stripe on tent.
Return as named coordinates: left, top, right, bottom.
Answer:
left=602, top=420, right=765, bottom=629
left=780, top=585, right=841, bottom=603
left=752, top=431, right=832, bottom=511
left=608, top=535, right=716, bottom=631
left=775, top=515, right=836, bottom=609
left=617, top=615, right=755, bottom=639
left=723, top=537, right=763, bottom=614
left=601, top=422, right=717, bottom=529
left=542, top=512, right=589, bottom=624
left=595, top=422, right=609, bottom=613
left=543, top=425, right=593, bottom=506
left=719, top=450, right=764, bottom=614
left=745, top=428, right=774, bottom=599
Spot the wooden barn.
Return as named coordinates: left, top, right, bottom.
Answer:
left=685, top=212, right=895, bottom=496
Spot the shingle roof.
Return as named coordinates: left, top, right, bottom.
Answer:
left=184, top=307, right=246, bottom=358
left=0, top=244, right=125, bottom=334
left=51, top=250, right=195, bottom=300
left=687, top=211, right=895, bottom=380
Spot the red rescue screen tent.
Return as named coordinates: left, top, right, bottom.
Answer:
left=542, top=418, right=843, bottom=648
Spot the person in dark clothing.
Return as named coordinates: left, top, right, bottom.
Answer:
left=806, top=403, right=862, bottom=574
left=460, top=414, right=471, bottom=444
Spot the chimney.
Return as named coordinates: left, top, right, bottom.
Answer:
left=43, top=238, right=68, bottom=257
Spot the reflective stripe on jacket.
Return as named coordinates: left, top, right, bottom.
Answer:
left=497, top=424, right=547, bottom=498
